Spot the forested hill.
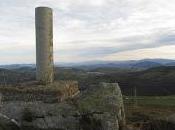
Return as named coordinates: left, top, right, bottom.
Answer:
left=0, top=65, right=175, bottom=96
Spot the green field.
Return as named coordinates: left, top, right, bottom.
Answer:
left=124, top=96, right=175, bottom=125
left=124, top=95, right=175, bottom=107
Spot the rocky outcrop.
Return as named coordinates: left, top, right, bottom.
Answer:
left=0, top=82, right=125, bottom=130
left=77, top=82, right=126, bottom=130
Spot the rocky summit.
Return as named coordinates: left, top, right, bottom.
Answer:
left=0, top=82, right=125, bottom=130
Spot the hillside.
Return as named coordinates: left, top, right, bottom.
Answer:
left=0, top=67, right=35, bottom=85
left=55, top=66, right=175, bottom=96
left=131, top=61, right=162, bottom=69
left=0, top=65, right=175, bottom=96
left=57, top=59, right=175, bottom=70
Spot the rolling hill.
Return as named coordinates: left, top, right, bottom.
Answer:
left=0, top=59, right=175, bottom=96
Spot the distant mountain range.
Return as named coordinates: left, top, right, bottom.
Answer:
left=0, top=59, right=175, bottom=96
left=58, top=59, right=175, bottom=70
left=0, top=64, right=35, bottom=70
left=1, top=58, right=175, bottom=70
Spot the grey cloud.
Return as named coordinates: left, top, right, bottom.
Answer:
left=1, top=0, right=175, bottom=63
left=158, top=34, right=175, bottom=44
left=55, top=33, right=175, bottom=58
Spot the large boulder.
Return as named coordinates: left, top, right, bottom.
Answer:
left=77, top=82, right=126, bottom=130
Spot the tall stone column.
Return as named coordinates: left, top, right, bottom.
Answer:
left=35, top=7, right=54, bottom=84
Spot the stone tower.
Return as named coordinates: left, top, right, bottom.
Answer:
left=35, top=7, right=54, bottom=84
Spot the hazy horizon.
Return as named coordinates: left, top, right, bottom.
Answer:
left=0, top=58, right=175, bottom=66
left=0, top=0, right=175, bottom=64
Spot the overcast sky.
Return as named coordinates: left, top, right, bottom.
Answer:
left=0, top=0, right=175, bottom=64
